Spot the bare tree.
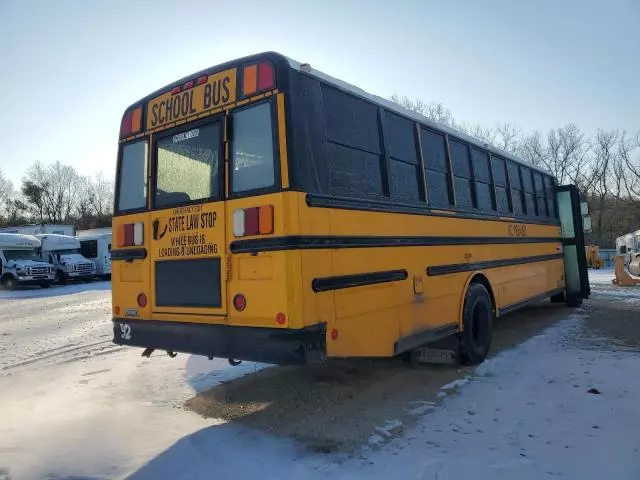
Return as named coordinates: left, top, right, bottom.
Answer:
left=390, top=94, right=455, bottom=127
left=22, top=161, right=84, bottom=223
left=494, top=122, right=522, bottom=154
left=0, top=169, right=13, bottom=217
left=456, top=121, right=498, bottom=146
left=519, top=125, right=589, bottom=186
left=87, top=172, right=114, bottom=219
left=588, top=130, right=619, bottom=239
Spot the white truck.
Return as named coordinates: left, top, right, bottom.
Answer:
left=35, top=234, right=96, bottom=284
left=0, top=224, right=75, bottom=236
left=78, top=232, right=112, bottom=279
left=0, top=233, right=55, bottom=290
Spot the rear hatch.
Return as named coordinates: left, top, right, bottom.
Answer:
left=148, top=116, right=227, bottom=317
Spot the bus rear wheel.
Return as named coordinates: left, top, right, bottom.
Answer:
left=459, top=283, right=494, bottom=365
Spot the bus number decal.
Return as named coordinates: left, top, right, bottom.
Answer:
left=120, top=323, right=131, bottom=340
left=508, top=224, right=527, bottom=237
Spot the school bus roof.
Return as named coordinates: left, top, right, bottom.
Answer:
left=123, top=51, right=549, bottom=177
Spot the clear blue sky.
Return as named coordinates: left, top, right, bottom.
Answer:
left=1, top=0, right=638, bottom=185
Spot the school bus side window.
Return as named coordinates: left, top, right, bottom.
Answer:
left=421, top=129, right=453, bottom=207
left=449, top=138, right=474, bottom=209
left=386, top=112, right=422, bottom=201
left=472, top=148, right=495, bottom=212
left=117, top=140, right=147, bottom=212
left=491, top=155, right=511, bottom=214
left=508, top=161, right=525, bottom=216
left=231, top=102, right=275, bottom=193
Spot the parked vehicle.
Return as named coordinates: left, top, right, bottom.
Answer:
left=78, top=233, right=112, bottom=279
left=0, top=233, right=55, bottom=289
left=35, top=234, right=96, bottom=284
left=0, top=224, right=75, bottom=236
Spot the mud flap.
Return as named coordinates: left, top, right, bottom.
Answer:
left=409, top=335, right=460, bottom=366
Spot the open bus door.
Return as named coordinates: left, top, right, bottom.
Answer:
left=557, top=185, right=590, bottom=306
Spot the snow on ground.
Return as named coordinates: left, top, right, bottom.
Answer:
left=1, top=273, right=640, bottom=479
left=588, top=268, right=616, bottom=286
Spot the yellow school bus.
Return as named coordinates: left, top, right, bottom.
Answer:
left=111, top=52, right=590, bottom=366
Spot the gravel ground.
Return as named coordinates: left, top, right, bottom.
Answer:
left=185, top=299, right=599, bottom=452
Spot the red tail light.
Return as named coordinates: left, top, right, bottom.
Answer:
left=120, top=111, right=132, bottom=137
left=120, top=106, right=142, bottom=138
left=258, top=62, right=274, bottom=90
left=137, top=293, right=147, bottom=308
left=123, top=224, right=134, bottom=246
left=233, top=294, right=247, bottom=311
left=117, top=222, right=144, bottom=247
left=243, top=61, right=275, bottom=96
left=232, top=206, right=274, bottom=237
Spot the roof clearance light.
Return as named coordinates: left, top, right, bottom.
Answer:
left=257, top=62, right=274, bottom=90
left=243, top=64, right=258, bottom=96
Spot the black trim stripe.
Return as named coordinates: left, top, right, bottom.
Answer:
left=499, top=288, right=565, bottom=316
left=230, top=235, right=561, bottom=253
left=111, top=248, right=147, bottom=261
left=306, top=193, right=561, bottom=226
left=312, top=269, right=408, bottom=292
left=427, top=253, right=563, bottom=276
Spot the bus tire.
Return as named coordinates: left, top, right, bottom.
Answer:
left=3, top=275, right=17, bottom=291
left=566, top=295, right=583, bottom=308
left=39, top=282, right=52, bottom=289
left=459, top=283, right=494, bottom=365
left=550, top=292, right=566, bottom=303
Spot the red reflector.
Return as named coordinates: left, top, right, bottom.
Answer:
left=331, top=328, right=339, bottom=340
left=137, top=293, right=147, bottom=308
left=184, top=80, right=194, bottom=90
left=196, top=75, right=208, bottom=85
left=258, top=62, right=274, bottom=90
left=123, top=224, right=134, bottom=246
left=276, top=313, right=286, bottom=325
left=244, top=207, right=260, bottom=236
left=171, top=85, right=181, bottom=95
left=233, top=294, right=246, bottom=311
left=120, top=111, right=132, bottom=137
left=114, top=306, right=121, bottom=316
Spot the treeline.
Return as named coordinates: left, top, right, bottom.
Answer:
left=0, top=161, right=114, bottom=230
left=392, top=95, right=640, bottom=248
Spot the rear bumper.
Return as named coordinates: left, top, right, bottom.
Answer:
left=112, top=319, right=326, bottom=365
